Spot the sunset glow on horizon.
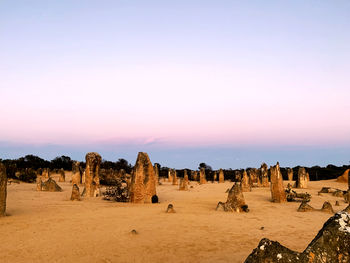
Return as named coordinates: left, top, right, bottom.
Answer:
left=1, top=1, right=349, bottom=168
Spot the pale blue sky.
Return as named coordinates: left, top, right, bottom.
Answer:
left=1, top=1, right=349, bottom=168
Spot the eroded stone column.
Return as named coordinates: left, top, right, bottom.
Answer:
left=82, top=152, right=102, bottom=197
left=199, top=168, right=207, bottom=184
left=0, top=162, right=7, bottom=217
left=270, top=162, right=286, bottom=203
left=297, top=167, right=308, bottom=189
left=129, top=152, right=157, bottom=203
left=219, top=169, right=225, bottom=183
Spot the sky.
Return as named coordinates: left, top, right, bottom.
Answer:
left=1, top=1, right=350, bottom=169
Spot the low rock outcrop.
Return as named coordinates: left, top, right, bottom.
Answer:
left=216, top=183, right=249, bottom=213
left=245, top=209, right=350, bottom=262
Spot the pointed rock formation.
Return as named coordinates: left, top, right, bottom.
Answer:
left=321, top=201, right=334, bottom=214
left=260, top=163, right=269, bottom=187
left=216, top=183, right=249, bottom=212
left=248, top=168, right=258, bottom=187
left=129, top=152, right=157, bottom=203
left=270, top=162, right=286, bottom=203
left=172, top=169, right=178, bottom=185
left=58, top=168, right=65, bottom=182
left=168, top=169, right=173, bottom=182
left=212, top=171, right=217, bottom=182
left=297, top=201, right=315, bottom=212
left=219, top=169, right=225, bottom=183
left=82, top=152, right=102, bottom=197
left=71, top=184, right=80, bottom=201
left=179, top=170, right=189, bottom=191
left=199, top=168, right=207, bottom=184
left=241, top=170, right=251, bottom=192
left=71, top=161, right=81, bottom=185
left=287, top=168, right=293, bottom=181
left=297, top=167, right=308, bottom=189
left=191, top=170, right=199, bottom=181
left=0, top=163, right=7, bottom=217
left=42, top=168, right=50, bottom=179
left=41, top=178, right=62, bottom=192
left=337, top=169, right=349, bottom=183
left=153, top=163, right=160, bottom=185
left=36, top=176, right=42, bottom=191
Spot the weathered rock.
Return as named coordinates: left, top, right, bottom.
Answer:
left=166, top=204, right=176, bottom=213
left=82, top=171, right=86, bottom=184
left=71, top=161, right=81, bottom=185
left=103, top=174, right=130, bottom=202
left=168, top=169, right=173, bottom=182
left=192, top=170, right=199, bottom=181
left=172, top=169, right=178, bottom=185
left=248, top=168, right=258, bottom=187
left=42, top=168, right=50, bottom=179
left=154, top=163, right=160, bottom=185
left=244, top=238, right=301, bottom=263
left=336, top=169, right=349, bottom=183
left=345, top=190, right=350, bottom=203
left=218, top=169, right=225, bottom=183
left=41, top=178, right=62, bottom=192
left=301, top=210, right=350, bottom=262
left=297, top=201, right=315, bottom=212
left=260, top=163, right=269, bottom=187
left=129, top=152, right=157, bottom=203
left=58, top=168, right=65, bottom=182
left=0, top=163, right=7, bottom=217
left=270, top=162, right=286, bottom=203
left=179, top=171, right=189, bottom=191
left=216, top=183, right=249, bottom=212
left=71, top=184, right=80, bottom=201
left=297, top=167, right=308, bottom=189
left=321, top=201, right=334, bottom=214
left=286, top=186, right=311, bottom=202
left=82, top=152, right=102, bottom=197
left=199, top=168, right=207, bottom=184
left=212, top=171, right=217, bottom=182
left=234, top=170, right=242, bottom=182
left=36, top=176, right=42, bottom=191
left=245, top=210, right=350, bottom=262
left=332, top=189, right=344, bottom=197
left=241, top=170, right=251, bottom=192
left=287, top=168, right=293, bottom=181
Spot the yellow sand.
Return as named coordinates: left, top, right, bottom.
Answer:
left=1, top=173, right=349, bottom=263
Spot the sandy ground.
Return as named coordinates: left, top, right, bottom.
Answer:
left=1, top=173, right=349, bottom=263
